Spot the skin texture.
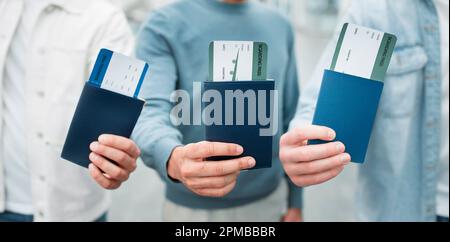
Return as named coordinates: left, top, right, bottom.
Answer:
left=88, top=134, right=140, bottom=190
left=168, top=141, right=255, bottom=197
left=279, top=125, right=352, bottom=222
left=279, top=125, right=351, bottom=187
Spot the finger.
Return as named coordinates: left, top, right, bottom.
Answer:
left=194, top=181, right=237, bottom=197
left=186, top=172, right=239, bottom=189
left=98, top=134, right=140, bottom=158
left=190, top=156, right=255, bottom=177
left=291, top=166, right=345, bottom=187
left=88, top=163, right=121, bottom=190
left=89, top=152, right=129, bottom=182
left=280, top=125, right=336, bottom=146
left=281, top=142, right=346, bottom=163
left=286, top=153, right=351, bottom=175
left=90, top=142, right=136, bottom=172
left=185, top=141, right=243, bottom=159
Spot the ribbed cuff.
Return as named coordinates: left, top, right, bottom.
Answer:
left=149, top=137, right=182, bottom=182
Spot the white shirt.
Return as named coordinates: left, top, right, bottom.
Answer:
left=2, top=0, right=49, bottom=215
left=0, top=0, right=134, bottom=221
left=434, top=0, right=449, bottom=218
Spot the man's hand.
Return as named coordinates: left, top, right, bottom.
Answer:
left=88, top=134, right=140, bottom=189
left=281, top=208, right=302, bottom=222
left=280, top=125, right=351, bottom=187
left=167, top=141, right=256, bottom=197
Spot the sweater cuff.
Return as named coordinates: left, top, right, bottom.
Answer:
left=150, top=137, right=182, bottom=182
left=287, top=178, right=303, bottom=209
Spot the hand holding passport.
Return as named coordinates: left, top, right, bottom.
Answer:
left=61, top=49, right=148, bottom=189
left=281, top=23, right=396, bottom=187
left=164, top=41, right=273, bottom=197
left=311, top=23, right=397, bottom=163
left=167, top=142, right=256, bottom=197
left=62, top=23, right=396, bottom=192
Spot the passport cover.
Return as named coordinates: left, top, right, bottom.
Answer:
left=61, top=82, right=144, bottom=168
left=310, top=70, right=384, bottom=163
left=203, top=81, right=274, bottom=170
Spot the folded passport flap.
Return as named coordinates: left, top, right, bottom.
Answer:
left=203, top=80, right=275, bottom=170
left=61, top=83, right=144, bottom=168
left=311, top=70, right=384, bottom=163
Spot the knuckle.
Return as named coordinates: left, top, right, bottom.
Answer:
left=309, top=176, right=320, bottom=186
left=111, top=169, right=123, bottom=180
left=95, top=144, right=105, bottom=154
left=193, top=189, right=205, bottom=196
left=221, top=176, right=228, bottom=187
left=179, top=168, right=189, bottom=178
left=136, top=147, right=141, bottom=157
left=212, top=189, right=225, bottom=197
left=122, top=171, right=130, bottom=181
left=215, top=165, right=225, bottom=175
left=95, top=156, right=106, bottom=167
left=103, top=180, right=113, bottom=189
left=207, top=143, right=215, bottom=156
left=324, top=143, right=334, bottom=155
left=279, top=134, right=287, bottom=145
left=199, top=161, right=207, bottom=171
left=118, top=152, right=128, bottom=162
left=333, top=155, right=343, bottom=165
left=124, top=141, right=133, bottom=152
left=281, top=163, right=293, bottom=175
left=213, top=177, right=228, bottom=189
left=184, top=143, right=194, bottom=152
left=298, top=148, right=311, bottom=161
left=92, top=170, right=102, bottom=181
left=294, top=127, right=305, bottom=140
left=198, top=146, right=209, bottom=157
left=197, top=141, right=208, bottom=146
left=279, top=149, right=289, bottom=162
left=130, top=161, right=137, bottom=171
left=293, top=176, right=306, bottom=187
left=107, top=183, right=119, bottom=190
left=180, top=165, right=194, bottom=178
left=303, top=162, right=315, bottom=173
left=185, top=179, right=195, bottom=188
left=239, top=158, right=250, bottom=169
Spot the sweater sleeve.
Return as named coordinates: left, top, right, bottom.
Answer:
left=132, top=12, right=183, bottom=182
left=283, top=23, right=303, bottom=209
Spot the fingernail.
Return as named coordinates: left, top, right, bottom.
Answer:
left=336, top=142, right=345, bottom=152
left=328, top=130, right=336, bottom=140
left=248, top=158, right=256, bottom=167
left=98, top=134, right=106, bottom=142
left=342, top=153, right=351, bottom=163
left=89, top=152, right=98, bottom=161
left=90, top=142, right=98, bottom=151
left=236, top=145, right=244, bottom=154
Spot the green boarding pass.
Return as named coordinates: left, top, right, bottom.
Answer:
left=330, top=23, right=397, bottom=82
left=209, top=41, right=268, bottom=81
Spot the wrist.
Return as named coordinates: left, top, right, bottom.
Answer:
left=167, top=146, right=184, bottom=181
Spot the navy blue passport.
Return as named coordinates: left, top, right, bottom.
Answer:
left=61, top=83, right=144, bottom=168
left=203, top=81, right=275, bottom=170
left=310, top=70, right=384, bottom=163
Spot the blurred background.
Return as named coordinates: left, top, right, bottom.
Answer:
left=108, top=0, right=357, bottom=222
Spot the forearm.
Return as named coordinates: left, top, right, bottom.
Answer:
left=132, top=100, right=183, bottom=181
